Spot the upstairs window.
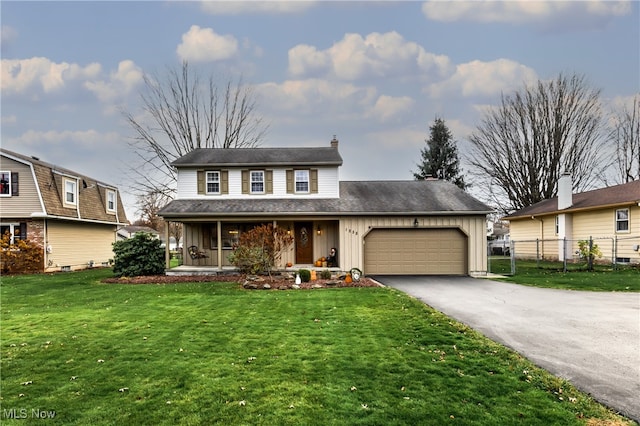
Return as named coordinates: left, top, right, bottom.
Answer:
left=64, top=178, right=77, bottom=206
left=206, top=171, right=220, bottom=194
left=616, top=209, right=629, bottom=232
left=251, top=170, right=264, bottom=194
left=0, top=172, right=11, bottom=196
left=107, top=190, right=116, bottom=213
left=295, top=170, right=310, bottom=193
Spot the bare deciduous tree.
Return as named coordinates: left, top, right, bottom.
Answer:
left=123, top=61, right=269, bottom=198
left=611, top=95, right=640, bottom=183
left=135, top=191, right=182, bottom=249
left=467, top=73, right=607, bottom=213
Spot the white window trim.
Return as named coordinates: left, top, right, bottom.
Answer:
left=555, top=215, right=559, bottom=235
left=615, top=208, right=630, bottom=233
left=0, top=171, right=11, bottom=197
left=206, top=171, right=221, bottom=195
left=250, top=170, right=265, bottom=194
left=1, top=223, right=21, bottom=244
left=106, top=190, right=117, bottom=213
left=295, top=169, right=310, bottom=194
left=64, top=178, right=77, bottom=206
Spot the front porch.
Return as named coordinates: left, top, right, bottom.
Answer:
left=165, top=219, right=341, bottom=271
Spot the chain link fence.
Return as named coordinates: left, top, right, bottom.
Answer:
left=488, top=236, right=640, bottom=275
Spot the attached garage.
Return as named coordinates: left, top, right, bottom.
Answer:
left=364, top=228, right=468, bottom=275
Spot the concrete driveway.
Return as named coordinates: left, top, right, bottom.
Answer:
left=376, top=276, right=640, bottom=422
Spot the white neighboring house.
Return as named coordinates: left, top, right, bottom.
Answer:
left=116, top=225, right=160, bottom=241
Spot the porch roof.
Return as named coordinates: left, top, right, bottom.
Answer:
left=159, top=180, right=492, bottom=218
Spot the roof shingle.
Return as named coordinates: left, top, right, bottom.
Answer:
left=159, top=180, right=492, bottom=217
left=504, top=180, right=640, bottom=219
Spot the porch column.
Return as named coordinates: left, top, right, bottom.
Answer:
left=217, top=221, right=222, bottom=270
left=164, top=221, right=171, bottom=269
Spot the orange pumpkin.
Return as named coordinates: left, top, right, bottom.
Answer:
left=286, top=262, right=293, bottom=268
left=345, top=273, right=353, bottom=284
left=315, top=260, right=322, bottom=267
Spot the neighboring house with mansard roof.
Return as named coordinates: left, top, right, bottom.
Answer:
left=0, top=148, right=128, bottom=272
left=503, top=175, right=640, bottom=264
left=159, top=137, right=492, bottom=276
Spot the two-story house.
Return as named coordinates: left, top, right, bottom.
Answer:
left=0, top=148, right=128, bottom=272
left=159, top=138, right=491, bottom=276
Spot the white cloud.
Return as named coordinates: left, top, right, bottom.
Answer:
left=257, top=79, right=377, bottom=116
left=200, top=1, right=316, bottom=15
left=426, top=59, right=538, bottom=99
left=1, top=115, right=17, bottom=125
left=1, top=25, right=18, bottom=49
left=422, top=0, right=631, bottom=26
left=10, top=129, right=121, bottom=147
left=84, top=60, right=143, bottom=103
left=370, top=95, right=415, bottom=122
left=176, top=25, right=238, bottom=62
left=288, top=31, right=452, bottom=81
left=1, top=57, right=101, bottom=95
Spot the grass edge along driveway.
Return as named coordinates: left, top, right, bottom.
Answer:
left=1, top=269, right=634, bottom=425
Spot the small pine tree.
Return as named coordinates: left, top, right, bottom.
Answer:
left=413, top=117, right=467, bottom=189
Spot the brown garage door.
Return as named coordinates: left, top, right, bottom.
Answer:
left=364, top=228, right=467, bottom=275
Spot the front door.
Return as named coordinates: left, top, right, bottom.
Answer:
left=294, top=222, right=313, bottom=264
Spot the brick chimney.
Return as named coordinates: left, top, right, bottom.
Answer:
left=558, top=172, right=573, bottom=210
left=330, top=135, right=339, bottom=149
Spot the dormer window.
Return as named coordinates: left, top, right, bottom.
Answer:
left=107, top=190, right=116, bottom=213
left=295, top=170, right=310, bottom=193
left=251, top=170, right=264, bottom=194
left=206, top=171, right=220, bottom=194
left=64, top=178, right=77, bottom=206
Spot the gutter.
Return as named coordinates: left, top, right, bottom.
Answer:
left=159, top=210, right=493, bottom=219
left=31, top=212, right=128, bottom=226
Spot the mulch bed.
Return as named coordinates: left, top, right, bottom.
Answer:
left=101, top=274, right=382, bottom=289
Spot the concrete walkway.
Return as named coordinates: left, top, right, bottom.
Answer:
left=376, top=276, right=640, bottom=422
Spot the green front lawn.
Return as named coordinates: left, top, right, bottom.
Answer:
left=489, top=258, right=640, bottom=291
left=1, top=269, right=633, bottom=425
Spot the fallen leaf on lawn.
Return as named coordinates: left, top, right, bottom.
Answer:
left=569, top=397, right=577, bottom=403
left=179, top=348, right=184, bottom=352
left=361, top=404, right=368, bottom=409
left=21, top=381, right=32, bottom=385
left=143, top=337, right=148, bottom=340
left=166, top=401, right=171, bottom=404
left=70, top=376, right=78, bottom=381
left=119, top=388, right=129, bottom=392
left=350, top=386, right=357, bottom=391
left=19, top=394, right=25, bottom=397
left=404, top=397, right=410, bottom=400
left=239, top=400, right=246, bottom=406
left=97, top=359, right=105, bottom=363
left=401, top=386, right=405, bottom=391
left=289, top=404, right=295, bottom=409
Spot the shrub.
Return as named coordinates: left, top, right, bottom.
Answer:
left=320, top=269, right=332, bottom=279
left=228, top=224, right=294, bottom=277
left=298, top=269, right=311, bottom=283
left=0, top=231, right=44, bottom=274
left=112, top=232, right=164, bottom=277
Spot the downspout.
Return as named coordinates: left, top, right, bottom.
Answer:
left=531, top=216, right=544, bottom=258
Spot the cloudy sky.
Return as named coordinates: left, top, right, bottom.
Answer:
left=2, top=1, right=638, bottom=220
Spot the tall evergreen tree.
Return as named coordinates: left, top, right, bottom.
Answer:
left=413, top=117, right=466, bottom=189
